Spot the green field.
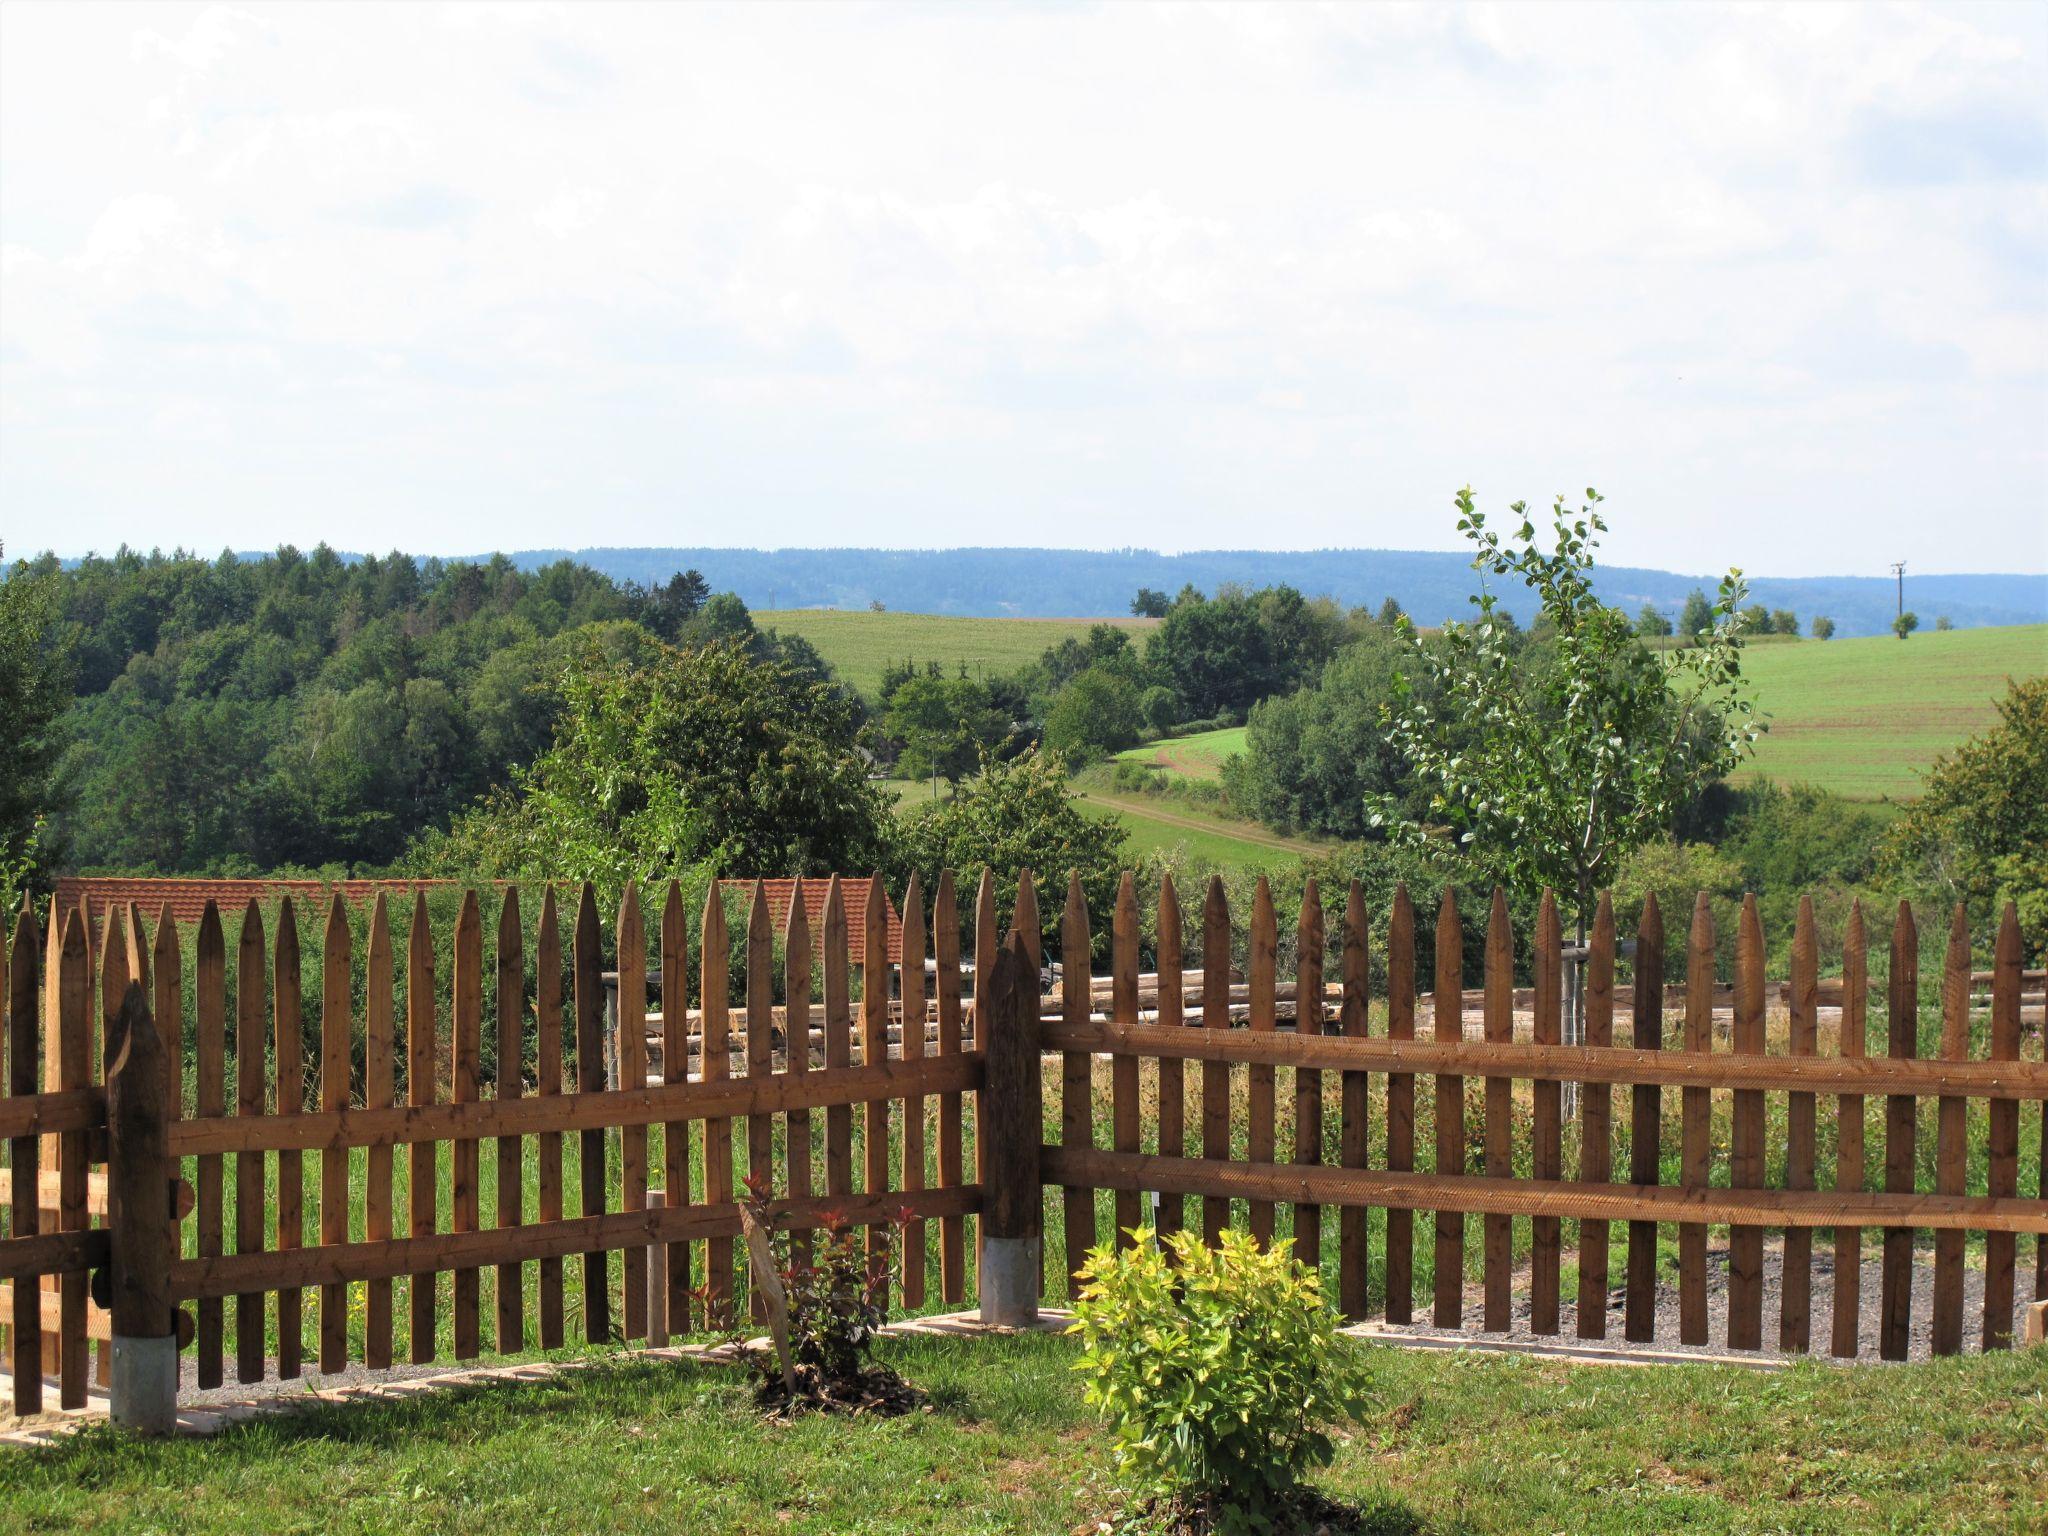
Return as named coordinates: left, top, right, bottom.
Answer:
left=759, top=609, right=1157, bottom=697
left=1731, top=624, right=2045, bottom=799
left=1113, top=725, right=1247, bottom=780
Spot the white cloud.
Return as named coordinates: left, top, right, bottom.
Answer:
left=1, top=0, right=2043, bottom=573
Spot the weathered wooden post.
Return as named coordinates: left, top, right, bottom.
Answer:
left=978, top=931, right=1042, bottom=1328
left=106, top=981, right=178, bottom=1433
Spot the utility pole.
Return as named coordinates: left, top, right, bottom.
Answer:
left=1890, top=561, right=1906, bottom=621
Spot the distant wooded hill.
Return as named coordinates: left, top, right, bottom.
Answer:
left=490, top=547, right=2047, bottom=638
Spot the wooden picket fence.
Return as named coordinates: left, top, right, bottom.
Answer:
left=2, top=870, right=2045, bottom=1425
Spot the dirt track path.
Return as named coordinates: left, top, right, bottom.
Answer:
left=1077, top=791, right=1329, bottom=858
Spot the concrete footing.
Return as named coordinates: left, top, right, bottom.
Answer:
left=111, top=1335, right=179, bottom=1435
left=978, top=1237, right=1041, bottom=1328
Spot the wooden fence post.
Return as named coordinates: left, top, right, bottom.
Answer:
left=979, top=932, right=1042, bottom=1328
left=106, top=981, right=177, bottom=1434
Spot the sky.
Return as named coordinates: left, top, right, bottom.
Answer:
left=2, top=1, right=2044, bottom=576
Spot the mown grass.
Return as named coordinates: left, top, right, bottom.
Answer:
left=6, top=1328, right=2043, bottom=1534
left=1075, top=793, right=1322, bottom=874
left=1112, top=725, right=1249, bottom=781
left=758, top=610, right=1157, bottom=698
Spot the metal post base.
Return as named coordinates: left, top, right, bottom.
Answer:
left=978, top=1236, right=1041, bottom=1328
left=111, top=1334, right=179, bottom=1435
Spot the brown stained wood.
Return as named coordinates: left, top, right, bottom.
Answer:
left=536, top=888, right=565, bottom=1349
left=1010, top=869, right=1042, bottom=1299
left=701, top=883, right=735, bottom=1329
left=153, top=905, right=181, bottom=1122
left=1780, top=896, right=1817, bottom=1354
left=274, top=898, right=305, bottom=1379
left=1201, top=877, right=1232, bottom=1249
left=1727, top=895, right=1765, bottom=1351
left=1337, top=881, right=1369, bottom=1321
left=99, top=912, right=130, bottom=1084
left=862, top=875, right=892, bottom=1292
left=783, top=879, right=813, bottom=1281
left=494, top=892, right=525, bottom=1355
left=574, top=884, right=608, bottom=1344
left=1061, top=874, right=1095, bottom=1294
left=1576, top=896, right=1616, bottom=1340
left=980, top=933, right=1042, bottom=1248
left=1880, top=901, right=1917, bottom=1362
left=406, top=895, right=437, bottom=1365
left=194, top=902, right=227, bottom=1387
left=1482, top=888, right=1513, bottom=1333
left=1385, top=885, right=1416, bottom=1325
left=1831, top=902, right=1867, bottom=1359
left=1530, top=891, right=1563, bottom=1336
left=1985, top=903, right=2021, bottom=1349
left=1432, top=887, right=1464, bottom=1329
left=899, top=875, right=928, bottom=1307
left=1292, top=879, right=1325, bottom=1280
left=451, top=891, right=482, bottom=1360
left=8, top=908, right=41, bottom=1415
left=320, top=896, right=352, bottom=1374
left=1155, top=876, right=1185, bottom=1244
left=618, top=883, right=649, bottom=1339
left=1931, top=905, right=1970, bottom=1356
left=934, top=871, right=966, bottom=1303
left=363, top=896, right=395, bottom=1370
left=1679, top=894, right=1714, bottom=1347
left=972, top=870, right=997, bottom=1277
left=105, top=983, right=172, bottom=1345
left=1246, top=878, right=1278, bottom=1250
left=1111, top=873, right=1142, bottom=1253
left=744, top=881, right=776, bottom=1257
left=659, top=881, right=690, bottom=1335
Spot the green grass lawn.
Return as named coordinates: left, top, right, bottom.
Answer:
left=1113, top=726, right=1249, bottom=781
left=1729, top=624, right=2045, bottom=799
left=1077, top=791, right=1325, bottom=873
left=9, top=1329, right=2043, bottom=1534
left=759, top=610, right=1157, bottom=698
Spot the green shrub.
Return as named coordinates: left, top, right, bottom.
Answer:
left=1068, top=1229, right=1367, bottom=1532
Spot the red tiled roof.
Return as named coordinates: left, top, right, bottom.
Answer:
left=717, top=878, right=904, bottom=965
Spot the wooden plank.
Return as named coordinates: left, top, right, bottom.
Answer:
left=618, top=883, right=648, bottom=1339
left=1337, top=881, right=1369, bottom=1321
left=363, top=896, right=394, bottom=1370
left=822, top=874, right=852, bottom=1255
left=1154, top=875, right=1185, bottom=1244
left=451, top=890, right=482, bottom=1359
left=1385, top=885, right=1416, bottom=1325
left=1246, top=877, right=1278, bottom=1250
left=1292, top=878, right=1324, bottom=1279
left=1880, top=900, right=1917, bottom=1361
left=702, top=882, right=734, bottom=1327
left=899, top=875, right=928, bottom=1308
left=1577, top=895, right=1614, bottom=1340
left=274, top=897, right=304, bottom=1379
left=1061, top=873, right=1094, bottom=1294
left=1779, top=895, right=1817, bottom=1353
left=406, top=894, right=437, bottom=1365
left=320, top=895, right=352, bottom=1373
left=782, top=878, right=813, bottom=1281
left=1531, top=891, right=1563, bottom=1336
left=744, top=881, right=774, bottom=1323
left=1984, top=902, right=2021, bottom=1349
left=1679, top=893, right=1714, bottom=1347
left=1201, top=876, right=1231, bottom=1249
left=536, top=888, right=565, bottom=1349
left=1831, top=901, right=1867, bottom=1359
left=495, top=891, right=525, bottom=1354
left=1481, top=888, right=1513, bottom=1333
left=573, top=884, right=608, bottom=1344
left=1930, top=904, right=1970, bottom=1356
left=8, top=906, right=41, bottom=1416
left=1432, top=887, right=1463, bottom=1329
left=934, top=871, right=966, bottom=1303
left=1111, top=872, right=1141, bottom=1253
left=0, top=1229, right=107, bottom=1285
left=1727, top=894, right=1765, bottom=1351
left=194, top=902, right=227, bottom=1388
left=153, top=903, right=181, bottom=1120
left=234, top=903, right=267, bottom=1383
left=658, top=880, right=689, bottom=1336
left=862, top=876, right=892, bottom=1291
left=1010, top=871, right=1040, bottom=1301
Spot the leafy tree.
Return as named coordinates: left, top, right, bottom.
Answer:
left=1811, top=616, right=1835, bottom=640
left=1880, top=677, right=2048, bottom=955
left=1042, top=663, right=1145, bottom=765
left=1130, top=587, right=1171, bottom=618
left=1739, top=603, right=1772, bottom=634
left=1374, top=488, right=1762, bottom=940
left=1145, top=585, right=1338, bottom=719
left=0, top=553, right=72, bottom=891
left=1935, top=614, right=1954, bottom=632
left=1139, top=684, right=1182, bottom=736
left=1893, top=611, right=1920, bottom=640
left=1635, top=605, right=1673, bottom=638
left=1679, top=588, right=1715, bottom=637
left=885, top=674, right=1003, bottom=790
left=1377, top=596, right=1405, bottom=627
left=1770, top=609, right=1799, bottom=636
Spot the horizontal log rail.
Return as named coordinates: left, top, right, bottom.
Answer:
left=0, top=1228, right=111, bottom=1284
left=169, top=1184, right=980, bottom=1302
left=166, top=1051, right=981, bottom=1157
left=0, top=1087, right=106, bottom=1140
left=1040, top=1019, right=2048, bottom=1099
left=1042, top=1147, right=2048, bottom=1236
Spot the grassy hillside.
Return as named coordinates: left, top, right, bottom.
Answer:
left=1113, top=725, right=1247, bottom=780
left=1077, top=789, right=1328, bottom=872
left=1732, top=623, right=2045, bottom=798
left=759, top=609, right=1156, bottom=696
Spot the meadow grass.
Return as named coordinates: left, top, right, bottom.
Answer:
left=1112, top=725, right=1248, bottom=781
left=757, top=609, right=1157, bottom=698
left=1075, top=792, right=1324, bottom=873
